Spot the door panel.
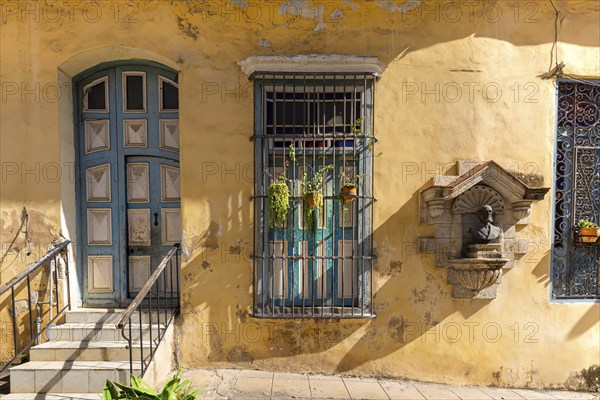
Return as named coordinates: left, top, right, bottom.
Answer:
left=126, top=156, right=180, bottom=297
left=77, top=63, right=179, bottom=306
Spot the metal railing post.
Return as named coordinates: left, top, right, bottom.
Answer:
left=0, top=238, right=71, bottom=374
left=115, top=244, right=180, bottom=378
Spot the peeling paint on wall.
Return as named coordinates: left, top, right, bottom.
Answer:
left=343, top=0, right=359, bottom=12
left=565, top=365, right=600, bottom=392
left=1, top=0, right=599, bottom=389
left=259, top=38, right=272, bottom=49
left=279, top=0, right=342, bottom=31
left=177, top=16, right=200, bottom=40
left=376, top=0, right=421, bottom=14
left=231, top=0, right=250, bottom=8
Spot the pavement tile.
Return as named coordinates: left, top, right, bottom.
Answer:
left=481, top=387, right=527, bottom=400
left=272, top=378, right=312, bottom=398
left=175, top=369, right=594, bottom=400
left=196, top=394, right=226, bottom=400
left=274, top=372, right=310, bottom=380
left=225, top=369, right=274, bottom=379
left=182, top=370, right=225, bottom=399
left=270, top=398, right=312, bottom=400
left=512, top=389, right=557, bottom=399
left=449, top=385, right=494, bottom=400
left=183, top=369, right=221, bottom=382
left=309, top=374, right=345, bottom=381
left=233, top=376, right=272, bottom=396
left=413, top=382, right=461, bottom=400
left=379, top=380, right=426, bottom=399
left=547, top=391, right=597, bottom=400
left=309, top=378, right=350, bottom=399
left=343, top=378, right=389, bottom=399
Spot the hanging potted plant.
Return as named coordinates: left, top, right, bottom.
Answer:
left=301, top=164, right=333, bottom=233
left=337, top=171, right=366, bottom=214
left=266, top=145, right=296, bottom=228
left=577, top=219, right=600, bottom=243
left=340, top=183, right=357, bottom=200
left=268, top=174, right=290, bottom=228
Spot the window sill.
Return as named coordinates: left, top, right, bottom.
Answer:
left=251, top=306, right=376, bottom=319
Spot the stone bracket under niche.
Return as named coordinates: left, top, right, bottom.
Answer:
left=418, top=161, right=549, bottom=299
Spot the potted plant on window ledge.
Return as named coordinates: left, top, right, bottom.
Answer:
left=301, top=164, right=333, bottom=233
left=577, top=219, right=600, bottom=243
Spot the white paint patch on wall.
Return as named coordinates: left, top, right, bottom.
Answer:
left=376, top=0, right=422, bottom=13
left=343, top=0, right=359, bottom=11
left=231, top=0, right=249, bottom=7
left=279, top=0, right=343, bottom=31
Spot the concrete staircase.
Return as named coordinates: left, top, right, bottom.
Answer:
left=3, top=308, right=168, bottom=399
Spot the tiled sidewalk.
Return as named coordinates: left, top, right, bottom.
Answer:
left=182, top=369, right=598, bottom=400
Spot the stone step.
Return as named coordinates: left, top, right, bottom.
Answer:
left=10, top=361, right=142, bottom=393
left=64, top=308, right=127, bottom=324
left=30, top=341, right=152, bottom=362
left=46, top=323, right=165, bottom=342
left=65, top=308, right=171, bottom=324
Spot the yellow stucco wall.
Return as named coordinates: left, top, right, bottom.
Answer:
left=1, top=0, right=598, bottom=389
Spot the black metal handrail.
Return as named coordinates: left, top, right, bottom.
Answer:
left=116, top=244, right=180, bottom=376
left=0, top=238, right=71, bottom=374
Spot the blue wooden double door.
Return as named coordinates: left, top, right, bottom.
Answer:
left=76, top=63, right=181, bottom=306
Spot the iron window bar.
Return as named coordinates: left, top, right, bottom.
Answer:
left=552, top=79, right=600, bottom=299
left=252, top=72, right=377, bottom=318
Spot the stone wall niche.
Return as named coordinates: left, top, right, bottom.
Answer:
left=418, top=161, right=549, bottom=299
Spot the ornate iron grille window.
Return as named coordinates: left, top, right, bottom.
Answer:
left=552, top=80, right=600, bottom=299
left=252, top=72, right=377, bottom=318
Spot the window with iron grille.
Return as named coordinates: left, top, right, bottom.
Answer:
left=252, top=72, right=377, bottom=318
left=551, top=79, right=600, bottom=299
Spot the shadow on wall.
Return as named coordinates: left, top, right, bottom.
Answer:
left=171, top=0, right=600, bottom=382
left=567, top=306, right=600, bottom=340
left=177, top=171, right=492, bottom=375
left=0, top=208, right=59, bottom=368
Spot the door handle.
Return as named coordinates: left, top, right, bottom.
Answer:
left=154, top=212, right=159, bottom=226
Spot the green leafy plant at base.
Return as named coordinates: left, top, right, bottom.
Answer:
left=302, top=164, right=333, bottom=234
left=103, top=369, right=200, bottom=400
left=577, top=219, right=598, bottom=229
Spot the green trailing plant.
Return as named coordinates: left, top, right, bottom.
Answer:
left=102, top=369, right=200, bottom=400
left=351, top=117, right=382, bottom=158
left=301, top=164, right=333, bottom=233
left=350, top=116, right=365, bottom=136
left=268, top=175, right=290, bottom=228
left=266, top=144, right=296, bottom=228
left=577, top=219, right=598, bottom=229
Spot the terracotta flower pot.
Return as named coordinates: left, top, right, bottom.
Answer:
left=579, top=227, right=600, bottom=243
left=340, top=185, right=357, bottom=201
left=304, top=192, right=322, bottom=209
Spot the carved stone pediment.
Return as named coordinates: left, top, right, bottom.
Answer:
left=418, top=160, right=550, bottom=299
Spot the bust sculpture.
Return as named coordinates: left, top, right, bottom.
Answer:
left=471, top=205, right=503, bottom=244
